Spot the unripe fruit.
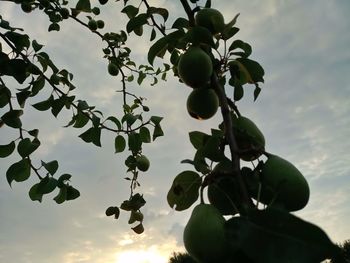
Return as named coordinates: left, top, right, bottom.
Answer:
left=136, top=155, right=150, bottom=172
left=195, top=8, right=225, bottom=34
left=187, top=88, right=219, bottom=120
left=88, top=19, right=98, bottom=31
left=60, top=8, right=70, bottom=19
left=99, top=0, right=108, bottom=5
left=258, top=155, right=310, bottom=211
left=232, top=116, right=265, bottom=161
left=97, top=20, right=105, bottom=29
left=178, top=47, right=213, bottom=88
left=21, top=3, right=33, bottom=13
left=184, top=204, right=227, bottom=263
left=108, top=63, right=119, bottom=76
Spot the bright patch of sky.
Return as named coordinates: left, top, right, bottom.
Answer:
left=0, top=0, right=349, bottom=262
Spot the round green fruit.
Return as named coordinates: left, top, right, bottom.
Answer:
left=195, top=8, right=225, bottom=34
left=232, top=116, right=265, bottom=161
left=187, top=88, right=219, bottom=120
left=88, top=19, right=98, bottom=31
left=259, top=155, right=310, bottom=211
left=178, top=47, right=213, bottom=88
left=97, top=20, right=105, bottom=29
left=184, top=204, right=227, bottom=263
left=108, top=63, right=119, bottom=76
left=21, top=3, right=33, bottom=13
left=136, top=155, right=150, bottom=172
left=60, top=8, right=70, bottom=19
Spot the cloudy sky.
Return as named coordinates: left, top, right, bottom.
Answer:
left=1, top=0, right=349, bottom=262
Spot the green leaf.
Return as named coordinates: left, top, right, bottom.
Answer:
left=126, top=13, right=148, bottom=34
left=17, top=138, right=40, bottom=158
left=29, top=184, right=43, bottom=202
left=153, top=124, right=164, bottom=140
left=54, top=186, right=67, bottom=204
left=137, top=72, right=146, bottom=85
left=32, top=40, right=44, bottom=52
left=1, top=110, right=23, bottom=128
left=105, top=206, right=120, bottom=218
left=139, top=127, right=151, bottom=143
left=172, top=17, right=189, bottom=29
left=66, top=186, right=80, bottom=200
left=76, top=0, right=91, bottom=12
left=28, top=129, right=39, bottom=137
left=57, top=174, right=71, bottom=188
left=48, top=23, right=60, bottom=32
left=122, top=113, right=137, bottom=126
left=234, top=83, right=244, bottom=101
left=79, top=127, right=101, bottom=147
left=3, top=59, right=29, bottom=84
left=16, top=90, right=31, bottom=108
left=105, top=116, right=121, bottom=130
left=73, top=112, right=89, bottom=128
left=6, top=158, right=31, bottom=186
left=4, top=31, right=30, bottom=51
left=147, top=7, right=169, bottom=21
left=41, top=160, right=59, bottom=175
left=150, top=116, right=163, bottom=125
left=148, top=36, right=168, bottom=65
left=121, top=5, right=139, bottom=19
left=114, top=135, right=126, bottom=153
left=0, top=141, right=16, bottom=158
left=221, top=27, right=240, bottom=41
left=225, top=208, right=341, bottom=263
left=37, top=176, right=57, bottom=195
left=254, top=85, right=261, bottom=101
left=189, top=131, right=210, bottom=150
left=31, top=76, right=45, bottom=96
left=0, top=85, right=11, bottom=108
left=167, top=171, right=201, bottom=211
left=32, top=95, right=53, bottom=111
left=229, top=40, right=252, bottom=58
left=236, top=58, right=265, bottom=83
left=202, top=136, right=225, bottom=162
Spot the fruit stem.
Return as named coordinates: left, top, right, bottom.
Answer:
left=179, top=0, right=195, bottom=26
left=211, top=73, right=254, bottom=211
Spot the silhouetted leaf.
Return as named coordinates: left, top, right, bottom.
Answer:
left=17, top=138, right=40, bottom=157
left=0, top=141, right=15, bottom=158
left=167, top=171, right=201, bottom=211
left=115, top=135, right=126, bottom=153
left=6, top=158, right=31, bottom=186
left=1, top=110, right=23, bottom=128
left=41, top=160, right=58, bottom=175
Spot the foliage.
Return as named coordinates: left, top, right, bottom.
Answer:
left=0, top=0, right=341, bottom=261
left=169, top=252, right=196, bottom=263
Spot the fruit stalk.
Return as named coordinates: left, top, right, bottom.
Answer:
left=211, top=73, right=254, bottom=210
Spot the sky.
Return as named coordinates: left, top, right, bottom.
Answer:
left=0, top=0, right=350, bottom=262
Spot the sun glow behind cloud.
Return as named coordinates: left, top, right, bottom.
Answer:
left=114, top=247, right=167, bottom=263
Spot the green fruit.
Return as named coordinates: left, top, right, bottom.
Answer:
left=187, top=88, right=219, bottom=120
left=60, top=8, right=70, bottom=19
left=184, top=204, right=227, bottom=263
left=97, top=20, right=105, bottom=29
left=195, top=8, right=225, bottom=34
left=136, top=155, right=150, bottom=172
left=21, top=3, right=33, bottom=13
left=99, top=0, right=108, bottom=5
left=178, top=47, right=213, bottom=87
left=108, top=63, right=119, bottom=76
left=88, top=19, right=98, bottom=31
left=259, top=155, right=310, bottom=211
left=232, top=116, right=265, bottom=161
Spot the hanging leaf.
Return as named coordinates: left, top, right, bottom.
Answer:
left=6, top=158, right=31, bottom=186
left=0, top=141, right=16, bottom=158
left=114, top=135, right=126, bottom=153
left=41, top=160, right=59, bottom=175
left=17, top=138, right=40, bottom=157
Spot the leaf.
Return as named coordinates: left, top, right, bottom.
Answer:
left=105, top=206, right=119, bottom=217
left=4, top=31, right=30, bottom=51
left=0, top=85, right=11, bottom=108
left=131, top=223, right=144, bottom=234
left=0, top=141, right=16, bottom=158
left=225, top=208, right=341, bottom=263
left=32, top=40, right=44, bottom=52
left=139, top=126, right=151, bottom=143
left=1, top=110, right=23, bottom=128
left=229, top=40, right=252, bottom=58
left=48, top=23, right=60, bottom=32
left=167, top=171, right=201, bottom=211
left=121, top=5, right=139, bottom=19
left=37, top=176, right=57, bottom=195
left=172, top=17, right=189, bottom=29
left=234, top=83, right=244, bottom=101
left=121, top=193, right=146, bottom=211
left=73, top=112, right=89, bottom=128
left=254, top=85, right=261, bottom=101
left=147, top=7, right=169, bottom=21
left=41, top=160, right=59, bottom=175
left=79, top=127, right=101, bottom=147
left=76, top=0, right=91, bottom=12
left=126, top=13, right=148, bottom=34
left=3, top=59, right=29, bottom=84
left=29, top=184, right=43, bottom=202
left=148, top=36, right=168, bottom=65
left=153, top=124, right=164, bottom=140
left=114, top=135, right=126, bottom=153
left=57, top=174, right=71, bottom=188
left=105, top=116, right=121, bottom=130
left=16, top=90, right=31, bottom=108
left=6, top=158, right=31, bottom=186
left=189, top=131, right=210, bottom=150
left=32, top=95, right=53, bottom=111
left=150, top=116, right=163, bottom=125
left=66, top=186, right=80, bottom=200
left=54, top=186, right=67, bottom=204
left=221, top=27, right=240, bottom=41
left=236, top=58, right=265, bottom=83
left=17, top=138, right=40, bottom=157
